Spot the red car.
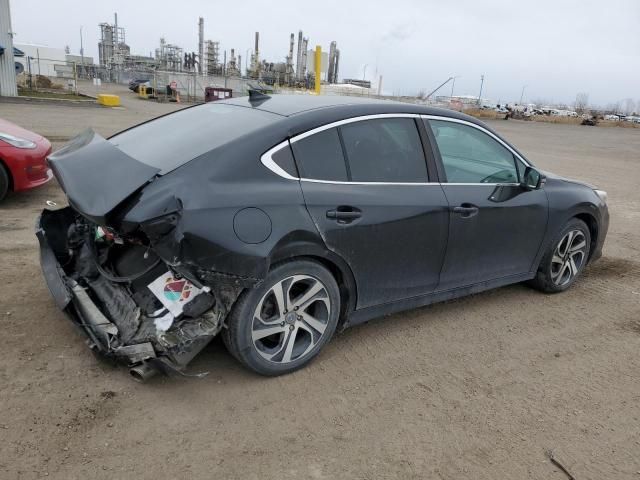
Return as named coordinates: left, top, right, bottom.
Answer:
left=0, top=118, right=52, bottom=201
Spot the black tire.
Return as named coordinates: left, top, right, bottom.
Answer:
left=0, top=163, right=10, bottom=202
left=223, top=259, right=340, bottom=376
left=529, top=218, right=591, bottom=293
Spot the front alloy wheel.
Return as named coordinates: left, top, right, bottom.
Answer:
left=529, top=218, right=591, bottom=293
left=550, top=230, right=587, bottom=286
left=223, top=260, right=340, bottom=376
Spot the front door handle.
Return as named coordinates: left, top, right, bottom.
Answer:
left=326, top=206, right=362, bottom=223
left=452, top=203, right=479, bottom=218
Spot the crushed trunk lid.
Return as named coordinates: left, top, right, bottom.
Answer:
left=48, top=129, right=160, bottom=225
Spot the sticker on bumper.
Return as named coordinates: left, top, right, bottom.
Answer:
left=147, top=271, right=203, bottom=316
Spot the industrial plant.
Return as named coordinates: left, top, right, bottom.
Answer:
left=94, top=13, right=341, bottom=88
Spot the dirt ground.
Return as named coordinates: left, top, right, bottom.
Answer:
left=1, top=90, right=639, bottom=480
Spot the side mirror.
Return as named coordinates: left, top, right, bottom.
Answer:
left=522, top=166, right=545, bottom=190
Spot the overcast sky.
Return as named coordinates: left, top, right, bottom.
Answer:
left=10, top=0, right=640, bottom=106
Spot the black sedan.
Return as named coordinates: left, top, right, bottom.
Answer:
left=128, top=79, right=150, bottom=93
left=37, top=93, right=609, bottom=381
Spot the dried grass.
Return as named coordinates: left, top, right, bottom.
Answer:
left=463, top=108, right=501, bottom=120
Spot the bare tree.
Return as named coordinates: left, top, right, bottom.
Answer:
left=606, top=102, right=621, bottom=115
left=623, top=98, right=636, bottom=115
left=574, top=92, right=589, bottom=114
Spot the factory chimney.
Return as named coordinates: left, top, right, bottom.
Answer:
left=301, top=37, right=308, bottom=80
left=327, top=41, right=336, bottom=83
left=198, top=17, right=204, bottom=75
left=295, top=30, right=303, bottom=80
left=287, top=33, right=295, bottom=83
left=254, top=31, right=260, bottom=75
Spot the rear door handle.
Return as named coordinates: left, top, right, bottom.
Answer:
left=452, top=204, right=479, bottom=218
left=326, top=207, right=362, bottom=223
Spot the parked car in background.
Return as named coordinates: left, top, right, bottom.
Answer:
left=36, top=94, right=609, bottom=381
left=128, top=79, right=151, bottom=93
left=0, top=118, right=52, bottom=202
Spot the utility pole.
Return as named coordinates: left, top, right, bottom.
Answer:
left=477, top=74, right=484, bottom=105
left=519, top=85, right=527, bottom=104
left=79, top=26, right=84, bottom=71
left=450, top=75, right=460, bottom=98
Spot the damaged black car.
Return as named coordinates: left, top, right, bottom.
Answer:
left=37, top=93, right=609, bottom=381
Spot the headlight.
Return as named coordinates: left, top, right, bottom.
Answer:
left=594, top=189, right=608, bottom=204
left=0, top=132, right=37, bottom=149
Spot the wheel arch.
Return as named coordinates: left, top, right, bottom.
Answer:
left=573, top=212, right=598, bottom=262
left=268, top=240, right=358, bottom=327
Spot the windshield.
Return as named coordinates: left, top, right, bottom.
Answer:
left=109, top=103, right=281, bottom=174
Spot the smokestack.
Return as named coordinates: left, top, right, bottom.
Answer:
left=328, top=41, right=336, bottom=83
left=253, top=32, right=260, bottom=75
left=301, top=37, right=308, bottom=79
left=198, top=17, right=204, bottom=75
left=287, top=33, right=295, bottom=82
left=296, top=30, right=303, bottom=80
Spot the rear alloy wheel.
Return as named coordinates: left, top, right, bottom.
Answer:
left=530, top=218, right=591, bottom=293
left=223, top=260, right=340, bottom=376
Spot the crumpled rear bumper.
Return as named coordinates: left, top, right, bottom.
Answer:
left=35, top=211, right=159, bottom=366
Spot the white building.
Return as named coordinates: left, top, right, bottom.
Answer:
left=14, top=43, right=66, bottom=77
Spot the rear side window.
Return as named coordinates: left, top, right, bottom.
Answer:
left=271, top=144, right=298, bottom=177
left=291, top=128, right=348, bottom=181
left=339, top=118, right=427, bottom=182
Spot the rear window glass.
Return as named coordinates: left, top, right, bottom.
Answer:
left=109, top=103, right=280, bottom=174
left=291, top=128, right=348, bottom=181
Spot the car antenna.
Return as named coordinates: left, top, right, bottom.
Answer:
left=247, top=83, right=271, bottom=105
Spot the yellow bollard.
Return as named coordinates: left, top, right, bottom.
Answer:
left=314, top=46, right=321, bottom=95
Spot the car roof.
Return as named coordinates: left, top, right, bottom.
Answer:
left=221, top=93, right=476, bottom=122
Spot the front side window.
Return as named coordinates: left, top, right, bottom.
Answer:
left=428, top=120, right=519, bottom=184
left=291, top=128, right=348, bottom=181
left=339, top=118, right=427, bottom=182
